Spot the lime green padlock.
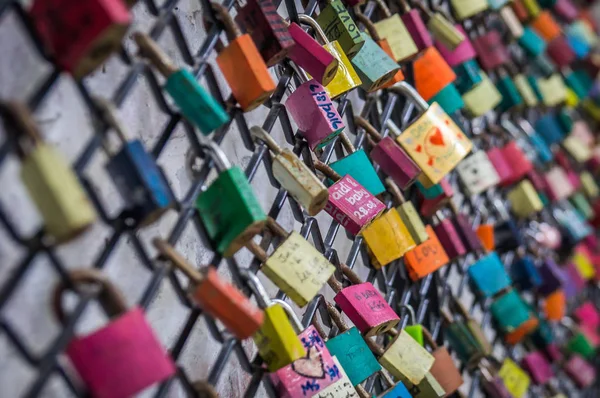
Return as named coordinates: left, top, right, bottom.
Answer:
left=316, top=0, right=365, bottom=59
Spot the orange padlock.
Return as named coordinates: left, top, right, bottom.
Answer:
left=530, top=11, right=562, bottom=42
left=505, top=318, right=539, bottom=345
left=544, top=290, right=566, bottom=321
left=210, top=2, right=276, bottom=111
left=476, top=224, right=495, bottom=252
left=404, top=225, right=450, bottom=281
left=413, top=47, right=456, bottom=101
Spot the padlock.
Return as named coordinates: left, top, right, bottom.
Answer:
left=563, top=318, right=597, bottom=359
left=500, top=6, right=525, bottom=38
left=537, top=74, right=568, bottom=106
left=496, top=69, right=524, bottom=112
left=0, top=102, right=96, bottom=242
left=314, top=161, right=386, bottom=235
left=239, top=271, right=306, bottom=371
left=566, top=32, right=590, bottom=59
left=507, top=179, right=544, bottom=218
left=471, top=29, right=511, bottom=71
left=311, top=356, right=360, bottom=398
left=329, top=264, right=400, bottom=336
left=532, top=53, right=557, bottom=77
left=413, top=48, right=458, bottom=101
left=468, top=251, right=512, bottom=298
left=456, top=150, right=501, bottom=196
left=316, top=0, right=364, bottom=58
left=452, top=59, right=483, bottom=94
left=545, top=166, right=575, bottom=201
left=362, top=208, right=416, bottom=268
left=564, top=261, right=586, bottom=298
left=154, top=239, right=264, bottom=339
left=133, top=33, right=229, bottom=135
left=299, top=14, right=362, bottom=98
left=531, top=11, right=562, bottom=41
left=436, top=26, right=477, bottom=67
left=377, top=371, right=412, bottom=398
left=573, top=301, right=600, bottom=329
left=404, top=225, right=450, bottom=281
left=570, top=120, right=595, bottom=146
left=287, top=21, right=338, bottom=86
left=396, top=0, right=432, bottom=51
left=562, top=355, right=596, bottom=388
left=400, top=305, right=424, bottom=346
left=349, top=32, right=401, bottom=92
left=544, top=289, right=566, bottom=320
left=250, top=126, right=328, bottom=216
left=562, top=135, right=591, bottom=163
left=511, top=250, right=543, bottom=290
left=450, top=0, right=489, bottom=20
left=440, top=309, right=485, bottom=366
left=450, top=205, right=483, bottom=253
left=462, top=72, right=503, bottom=116
left=518, top=27, right=547, bottom=56
left=417, top=178, right=454, bottom=218
left=498, top=358, right=531, bottom=398
left=521, top=349, right=554, bottom=385
left=531, top=219, right=562, bottom=250
left=246, top=217, right=335, bottom=307
left=490, top=289, right=536, bottom=338
left=450, top=295, right=494, bottom=356
left=523, top=117, right=554, bottom=163
left=417, top=3, right=466, bottom=50
left=194, top=142, right=266, bottom=256
left=492, top=198, right=523, bottom=253
left=546, top=36, right=577, bottom=68
left=481, top=360, right=517, bottom=398
left=512, top=0, right=531, bottom=21
left=476, top=221, right=495, bottom=252
left=421, top=327, right=463, bottom=395
left=428, top=82, right=465, bottom=115
left=356, top=117, right=420, bottom=190
left=564, top=68, right=589, bottom=98
left=489, top=0, right=510, bottom=9
left=522, top=0, right=542, bottom=17
left=386, top=178, right=429, bottom=245
left=234, top=0, right=295, bottom=66
left=432, top=210, right=466, bottom=260
left=372, top=0, right=418, bottom=62
left=571, top=192, right=594, bottom=220
left=567, top=20, right=599, bottom=47
left=553, top=0, right=578, bottom=22
left=325, top=302, right=382, bottom=385
left=500, top=141, right=533, bottom=186
left=208, top=2, right=276, bottom=111
left=53, top=269, right=176, bottom=398
left=93, top=98, right=174, bottom=226
left=537, top=256, right=566, bottom=296
left=534, top=114, right=564, bottom=146
left=30, top=0, right=131, bottom=78
left=389, top=82, right=472, bottom=185
left=572, top=248, right=595, bottom=280
left=285, top=62, right=345, bottom=150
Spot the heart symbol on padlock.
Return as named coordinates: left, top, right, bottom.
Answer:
left=291, top=346, right=326, bottom=379
left=428, top=128, right=445, bottom=146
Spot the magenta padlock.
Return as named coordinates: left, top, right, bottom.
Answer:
left=574, top=302, right=600, bottom=329
left=399, top=2, right=432, bottom=50
left=433, top=211, right=466, bottom=259
left=567, top=170, right=581, bottom=190
left=435, top=26, right=476, bottom=66
left=472, top=30, right=510, bottom=71
left=553, top=0, right=579, bottom=23
left=287, top=23, right=337, bottom=86
left=54, top=270, right=176, bottom=398
left=285, top=72, right=345, bottom=151
left=527, top=169, right=548, bottom=194
left=563, top=355, right=596, bottom=388
left=583, top=234, right=599, bottom=252
left=452, top=211, right=483, bottom=252
left=547, top=36, right=576, bottom=67
left=545, top=344, right=564, bottom=363
left=487, top=147, right=513, bottom=185
left=501, top=142, right=533, bottom=186
left=521, top=351, right=554, bottom=385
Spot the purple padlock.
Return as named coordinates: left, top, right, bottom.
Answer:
left=435, top=26, right=476, bottom=66
left=545, top=344, right=564, bottom=363
left=451, top=211, right=483, bottom=252
left=521, top=351, right=554, bottom=385
left=546, top=36, right=576, bottom=67
left=538, top=257, right=566, bottom=296
left=553, top=0, right=579, bottom=23
left=433, top=212, right=466, bottom=259
left=472, top=31, right=510, bottom=71
left=564, top=262, right=586, bottom=299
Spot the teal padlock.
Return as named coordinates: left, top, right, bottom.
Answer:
left=570, top=192, right=595, bottom=220
left=468, top=252, right=512, bottom=298
left=533, top=54, right=556, bottom=76
left=527, top=76, right=543, bottom=102
left=441, top=310, right=484, bottom=366
left=529, top=132, right=554, bottom=163
left=415, top=180, right=444, bottom=199
left=428, top=83, right=465, bottom=114
left=518, top=28, right=547, bottom=57
left=496, top=73, right=523, bottom=112
left=453, top=59, right=483, bottom=93
left=329, top=133, right=386, bottom=195
left=564, top=70, right=590, bottom=99
left=351, top=33, right=401, bottom=93
left=326, top=303, right=382, bottom=386
left=134, top=32, right=229, bottom=135
left=531, top=318, right=555, bottom=347
left=488, top=0, right=509, bottom=9
left=490, top=290, right=531, bottom=332
left=535, top=114, right=564, bottom=146
left=553, top=202, right=593, bottom=242
left=195, top=144, right=266, bottom=256
left=573, top=70, right=594, bottom=91
left=556, top=108, right=574, bottom=134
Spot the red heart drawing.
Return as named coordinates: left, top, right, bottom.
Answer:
left=415, top=145, right=423, bottom=153
left=429, top=128, right=445, bottom=146
left=291, top=346, right=326, bottom=379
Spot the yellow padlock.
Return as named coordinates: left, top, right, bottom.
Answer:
left=573, top=251, right=595, bottom=281
left=514, top=74, right=538, bottom=107
left=462, top=72, right=502, bottom=116
left=538, top=74, right=568, bottom=107
left=362, top=208, right=416, bottom=268
left=562, top=135, right=592, bottom=163
left=507, top=179, right=543, bottom=218
left=300, top=15, right=362, bottom=99
left=372, top=0, right=418, bottom=62
left=565, top=88, right=580, bottom=108
left=498, top=358, right=531, bottom=398
left=581, top=172, right=600, bottom=199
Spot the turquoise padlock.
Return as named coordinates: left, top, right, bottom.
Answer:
left=491, top=290, right=531, bottom=332
left=496, top=74, right=523, bottom=112
left=518, top=28, right=547, bottom=57
left=453, top=59, right=482, bottom=93
left=329, top=133, right=386, bottom=195
left=573, top=70, right=594, bottom=91
left=380, top=382, right=412, bottom=397
left=351, top=33, right=401, bottom=93
left=488, top=0, right=509, bottom=9
left=535, top=114, right=564, bottom=146
left=533, top=54, right=556, bottom=76
left=531, top=318, right=555, bottom=347
left=428, top=83, right=465, bottom=114
left=416, top=180, right=444, bottom=199
left=468, top=252, right=512, bottom=298
left=567, top=33, right=591, bottom=59
left=554, top=202, right=593, bottom=242
left=529, top=132, right=554, bottom=163
left=564, top=71, right=590, bottom=99
left=556, top=108, right=574, bottom=134
left=527, top=76, right=543, bottom=102
left=567, top=21, right=599, bottom=47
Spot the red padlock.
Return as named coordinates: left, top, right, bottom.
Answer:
left=486, top=147, right=513, bottom=185
left=501, top=141, right=533, bottom=185
left=472, top=30, right=510, bottom=71
left=546, top=36, right=576, bottom=67
left=53, top=269, right=176, bottom=398
left=419, top=178, right=454, bottom=218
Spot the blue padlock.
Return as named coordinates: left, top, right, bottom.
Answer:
left=511, top=254, right=543, bottom=290
left=567, top=33, right=591, bottom=59
left=95, top=98, right=174, bottom=226
left=534, top=114, right=564, bottom=146
left=468, top=252, right=512, bottom=297
left=518, top=28, right=547, bottom=57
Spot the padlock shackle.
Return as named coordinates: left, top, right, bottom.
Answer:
left=210, top=2, right=242, bottom=42
left=384, top=119, right=403, bottom=139
left=396, top=0, right=412, bottom=13
left=239, top=269, right=272, bottom=309
left=314, top=159, right=342, bottom=181
left=340, top=263, right=363, bottom=285
left=450, top=293, right=472, bottom=321
left=93, top=97, right=129, bottom=144
left=364, top=332, right=386, bottom=356
left=191, top=380, right=219, bottom=397
left=354, top=385, right=370, bottom=398
left=272, top=298, right=305, bottom=333
left=204, top=140, right=232, bottom=171
left=378, top=370, right=396, bottom=389
left=153, top=238, right=204, bottom=284
left=327, top=274, right=343, bottom=293
left=440, top=308, right=454, bottom=324
left=288, top=60, right=310, bottom=84
left=422, top=326, right=439, bottom=350
left=0, top=101, right=43, bottom=159
left=338, top=132, right=356, bottom=155
left=266, top=216, right=290, bottom=238
left=354, top=116, right=382, bottom=143
left=246, top=241, right=269, bottom=263
left=250, top=126, right=282, bottom=155
left=297, top=14, right=331, bottom=45
left=133, top=32, right=178, bottom=77
left=385, top=178, right=406, bottom=203
left=399, top=304, right=416, bottom=325
left=352, top=8, right=382, bottom=41
left=326, top=301, right=351, bottom=333
left=373, top=0, right=392, bottom=18
left=53, top=269, right=129, bottom=326
left=388, top=82, right=429, bottom=112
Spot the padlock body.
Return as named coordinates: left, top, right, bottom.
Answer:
left=472, top=31, right=510, bottom=71
left=401, top=10, right=432, bottom=50
left=428, top=14, right=465, bottom=50
left=490, top=290, right=531, bottom=332
left=538, top=74, right=568, bottom=106
left=435, top=26, right=475, bottom=66
left=535, top=114, right=564, bottom=146
left=319, top=41, right=362, bottom=99
left=453, top=59, right=482, bottom=93
left=272, top=149, right=328, bottom=216
left=396, top=202, right=429, bottom=244
left=216, top=34, right=276, bottom=111
left=545, top=166, right=575, bottom=201
left=330, top=149, right=385, bottom=195
left=531, top=11, right=561, bottom=41
left=544, top=289, right=566, bottom=320
left=351, top=34, right=400, bottom=92
left=546, top=36, right=576, bottom=67
left=451, top=0, right=489, bottom=20
left=508, top=180, right=544, bottom=217
left=30, top=0, right=131, bottom=78
left=521, top=351, right=553, bottom=384
left=325, top=175, right=385, bottom=235
left=288, top=23, right=338, bottom=86
left=379, top=331, right=435, bottom=387
left=66, top=307, right=176, bottom=398
left=514, top=74, right=539, bottom=107
left=326, top=327, right=382, bottom=385
left=196, top=166, right=266, bottom=256
left=314, top=356, right=359, bottom=397
left=106, top=140, right=173, bottom=226
left=501, top=142, right=533, bottom=185
left=445, top=322, right=483, bottom=364
left=335, top=282, right=400, bottom=336
left=563, top=355, right=596, bottom=388
left=21, top=144, right=96, bottom=242
left=574, top=302, right=600, bottom=329
left=285, top=80, right=344, bottom=150
left=518, top=27, right=547, bottom=56
left=429, top=347, right=463, bottom=395
left=476, top=224, right=495, bottom=252
left=371, top=137, right=420, bottom=189
left=317, top=0, right=364, bottom=59
left=428, top=83, right=464, bottom=114
left=165, top=69, right=230, bottom=135
left=433, top=218, right=466, bottom=259
left=404, top=226, right=450, bottom=281
left=511, top=255, right=542, bottom=290
left=374, top=15, right=419, bottom=62
left=456, top=151, right=500, bottom=196
left=498, top=359, right=531, bottom=398
left=452, top=213, right=483, bottom=252
left=262, top=232, right=335, bottom=307
left=468, top=252, right=511, bottom=297
left=254, top=304, right=306, bottom=371
left=409, top=372, right=445, bottom=397
left=235, top=0, right=295, bottom=66
left=462, top=72, right=502, bottom=116
left=413, top=48, right=457, bottom=101
left=363, top=209, right=416, bottom=268
left=497, top=75, right=524, bottom=111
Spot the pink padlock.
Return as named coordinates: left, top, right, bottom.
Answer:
left=331, top=264, right=400, bottom=337
left=567, top=170, right=581, bottom=190
left=580, top=323, right=600, bottom=347
left=521, top=351, right=554, bottom=385
left=398, top=0, right=432, bottom=51
left=487, top=147, right=513, bottom=185
left=574, top=301, right=600, bottom=329
left=54, top=270, right=176, bottom=398
left=272, top=325, right=342, bottom=397
left=545, top=166, right=575, bottom=201
left=545, top=343, right=564, bottom=363
left=571, top=121, right=595, bottom=146
left=527, top=169, right=548, bottom=194
left=563, top=355, right=596, bottom=388
left=553, top=0, right=579, bottom=23
left=286, top=74, right=345, bottom=150
left=472, top=30, right=510, bottom=71
left=435, top=26, right=476, bottom=66
left=501, top=142, right=533, bottom=186
left=287, top=23, right=337, bottom=86
left=546, top=36, right=576, bottom=67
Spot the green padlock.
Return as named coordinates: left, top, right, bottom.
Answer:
left=350, top=32, right=401, bottom=93
left=428, top=83, right=465, bottom=114
left=557, top=109, right=574, bottom=134
left=563, top=318, right=596, bottom=359
left=527, top=75, right=543, bottom=102
left=316, top=0, right=365, bottom=59
left=195, top=143, right=266, bottom=257
left=496, top=71, right=524, bottom=112
left=441, top=310, right=484, bottom=367
left=453, top=59, right=483, bottom=94
left=490, top=290, right=531, bottom=333
left=570, top=192, right=594, bottom=220
left=400, top=305, right=424, bottom=346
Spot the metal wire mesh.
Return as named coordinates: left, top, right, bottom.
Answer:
left=0, top=0, right=598, bottom=397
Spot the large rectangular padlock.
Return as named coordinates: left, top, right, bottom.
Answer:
left=468, top=252, right=512, bottom=298
left=246, top=217, right=335, bottom=307
left=538, top=74, right=568, bottom=106
left=362, top=208, right=416, bottom=268
left=521, top=351, right=554, bottom=385
left=413, top=47, right=457, bottom=101
left=491, top=289, right=532, bottom=333
left=404, top=226, right=450, bottom=281
left=54, top=269, right=176, bottom=398
left=432, top=211, right=466, bottom=260
left=422, top=328, right=464, bottom=395
left=518, top=27, right=547, bottom=56
left=563, top=355, right=596, bottom=388
left=287, top=22, right=338, bottom=86
left=531, top=10, right=562, bottom=40
left=501, top=141, right=533, bottom=186
left=546, top=36, right=577, bottom=67
left=451, top=209, right=483, bottom=253
left=316, top=0, right=365, bottom=59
